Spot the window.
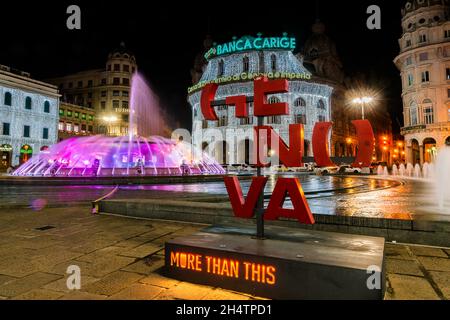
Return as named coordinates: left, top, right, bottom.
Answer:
left=270, top=54, right=277, bottom=72
left=4, top=92, right=12, bottom=106
left=419, top=34, right=427, bottom=43
left=74, top=112, right=79, bottom=118
left=318, top=115, right=326, bottom=122
left=68, top=82, right=73, bottom=88
left=113, top=90, right=120, bottom=96
left=87, top=92, right=93, bottom=98
left=25, top=97, right=32, bottom=110
left=423, top=101, right=434, bottom=125
left=88, top=115, right=93, bottom=121
left=113, top=100, right=120, bottom=108
left=122, top=78, right=129, bottom=86
left=101, top=101, right=106, bottom=109
left=67, top=110, right=72, bottom=117
left=419, top=52, right=428, bottom=61
left=44, top=101, right=50, bottom=113
left=218, top=60, right=224, bottom=77
left=317, top=99, right=326, bottom=110
left=101, top=78, right=107, bottom=85
left=107, top=64, right=111, bottom=71
left=23, top=125, right=30, bottom=138
left=406, top=56, right=412, bottom=65
left=122, top=101, right=129, bottom=108
left=113, top=78, right=120, bottom=85
left=114, top=64, right=120, bottom=71
left=445, top=30, right=450, bottom=38
left=406, top=39, right=412, bottom=47
left=82, top=113, right=86, bottom=120
left=446, top=68, right=450, bottom=80
left=77, top=81, right=82, bottom=88
left=421, top=71, right=430, bottom=82
left=123, top=65, right=130, bottom=72
left=58, top=122, right=64, bottom=131
left=408, top=74, right=414, bottom=86
left=42, top=128, right=49, bottom=140
left=294, top=114, right=306, bottom=124
left=267, top=116, right=281, bottom=124
left=66, top=123, right=72, bottom=132
left=81, top=124, right=86, bottom=132
left=88, top=125, right=93, bottom=132
left=59, top=109, right=64, bottom=116
left=122, top=91, right=129, bottom=97
left=240, top=117, right=253, bottom=125
left=243, top=56, right=249, bottom=72
left=2, top=123, right=10, bottom=136
left=87, top=80, right=93, bottom=87
left=294, top=97, right=306, bottom=107
left=101, top=91, right=107, bottom=97
left=268, top=96, right=280, bottom=104
left=218, top=116, right=228, bottom=127
left=87, top=102, right=92, bottom=108
left=410, top=102, right=418, bottom=125
left=74, top=124, right=79, bottom=133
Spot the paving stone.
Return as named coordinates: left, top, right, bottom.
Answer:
left=47, top=260, right=92, bottom=276
left=119, top=242, right=163, bottom=258
left=58, top=291, right=108, bottom=300
left=108, top=283, right=163, bottom=300
left=417, top=256, right=450, bottom=272
left=43, top=275, right=99, bottom=293
left=154, top=281, right=213, bottom=300
left=202, top=288, right=252, bottom=300
left=86, top=255, right=137, bottom=278
left=0, top=275, right=16, bottom=286
left=14, top=289, right=64, bottom=300
left=386, top=258, right=424, bottom=276
left=0, top=272, right=62, bottom=298
left=83, top=271, right=144, bottom=296
left=384, top=244, right=414, bottom=260
left=139, top=273, right=181, bottom=289
left=387, top=274, right=440, bottom=300
left=429, top=271, right=450, bottom=299
left=120, top=256, right=164, bottom=275
left=409, top=246, right=448, bottom=258
left=76, top=246, right=127, bottom=263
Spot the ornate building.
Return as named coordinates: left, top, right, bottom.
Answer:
left=188, top=34, right=333, bottom=165
left=0, top=65, right=59, bottom=169
left=47, top=43, right=137, bottom=137
left=57, top=102, right=96, bottom=141
left=394, top=0, right=450, bottom=164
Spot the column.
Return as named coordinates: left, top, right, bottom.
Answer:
left=406, top=146, right=413, bottom=164
left=419, top=145, right=424, bottom=165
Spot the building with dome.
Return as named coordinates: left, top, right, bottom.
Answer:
left=47, top=43, right=137, bottom=137
left=394, top=0, right=450, bottom=164
left=188, top=34, right=333, bottom=165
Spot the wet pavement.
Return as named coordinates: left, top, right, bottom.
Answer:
left=0, top=174, right=448, bottom=220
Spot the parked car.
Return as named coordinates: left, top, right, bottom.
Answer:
left=338, top=165, right=362, bottom=174
left=315, top=166, right=339, bottom=175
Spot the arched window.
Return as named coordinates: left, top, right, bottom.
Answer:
left=4, top=92, right=12, bottom=106
left=243, top=56, right=249, bottom=73
left=270, top=54, right=277, bottom=72
left=25, top=97, right=32, bottom=110
left=422, top=99, right=434, bottom=124
left=44, top=101, right=50, bottom=113
left=317, top=99, right=325, bottom=110
left=294, top=97, right=306, bottom=107
left=410, top=101, right=418, bottom=126
left=268, top=96, right=280, bottom=104
left=218, top=59, right=224, bottom=77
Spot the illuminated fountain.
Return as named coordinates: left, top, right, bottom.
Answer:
left=13, top=73, right=225, bottom=177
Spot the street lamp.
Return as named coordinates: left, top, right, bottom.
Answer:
left=352, top=96, right=373, bottom=120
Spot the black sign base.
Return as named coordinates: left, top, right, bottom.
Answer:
left=164, top=225, right=385, bottom=300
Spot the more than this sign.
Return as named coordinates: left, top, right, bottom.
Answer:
left=204, top=34, right=296, bottom=60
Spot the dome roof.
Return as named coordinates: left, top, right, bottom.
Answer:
left=108, top=42, right=135, bottom=60
left=402, top=0, right=449, bottom=17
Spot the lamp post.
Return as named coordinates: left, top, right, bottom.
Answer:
left=352, top=96, right=373, bottom=120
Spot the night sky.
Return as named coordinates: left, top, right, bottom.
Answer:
left=0, top=0, right=405, bottom=133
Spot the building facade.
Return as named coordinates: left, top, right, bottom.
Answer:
left=58, top=102, right=96, bottom=141
left=0, top=65, right=59, bottom=169
left=47, top=43, right=137, bottom=137
left=188, top=35, right=333, bottom=165
left=394, top=0, right=450, bottom=164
